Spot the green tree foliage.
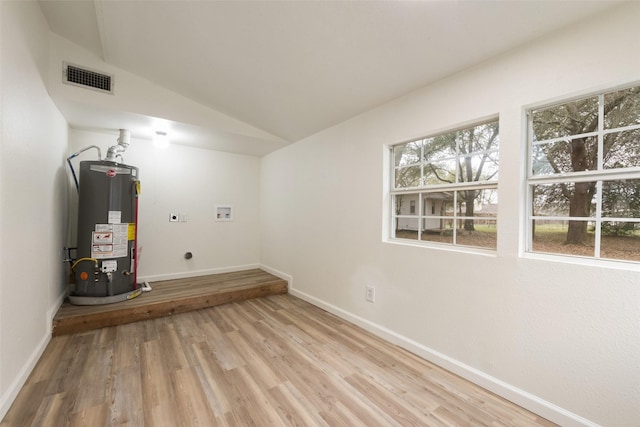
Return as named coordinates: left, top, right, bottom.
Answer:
left=601, top=179, right=640, bottom=236
left=394, top=121, right=499, bottom=231
left=428, top=122, right=499, bottom=230
left=531, top=86, right=640, bottom=244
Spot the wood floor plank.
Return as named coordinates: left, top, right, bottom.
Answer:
left=345, top=371, right=428, bottom=425
left=191, top=343, right=231, bottom=418
left=3, top=293, right=558, bottom=427
left=318, top=399, right=373, bottom=427
left=225, top=330, right=284, bottom=390
left=267, top=382, right=327, bottom=426
left=44, top=335, right=93, bottom=397
left=108, top=365, right=144, bottom=425
left=140, top=344, right=180, bottom=426
left=67, top=403, right=109, bottom=427
left=30, top=392, right=70, bottom=427
left=225, top=368, right=284, bottom=426
left=170, top=367, right=217, bottom=426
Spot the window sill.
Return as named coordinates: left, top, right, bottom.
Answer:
left=384, top=237, right=498, bottom=257
left=522, top=251, right=640, bottom=272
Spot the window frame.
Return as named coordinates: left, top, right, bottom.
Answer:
left=525, top=83, right=640, bottom=263
left=389, top=118, right=500, bottom=251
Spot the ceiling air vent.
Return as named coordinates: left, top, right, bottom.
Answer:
left=63, top=62, right=114, bottom=94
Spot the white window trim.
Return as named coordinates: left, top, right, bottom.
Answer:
left=387, top=118, right=499, bottom=251
left=524, top=84, right=640, bottom=263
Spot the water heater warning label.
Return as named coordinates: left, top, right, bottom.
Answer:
left=92, top=244, right=113, bottom=258
left=92, top=232, right=113, bottom=244
left=92, top=225, right=129, bottom=259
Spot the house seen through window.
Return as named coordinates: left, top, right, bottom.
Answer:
left=527, top=84, right=640, bottom=262
left=391, top=119, right=499, bottom=249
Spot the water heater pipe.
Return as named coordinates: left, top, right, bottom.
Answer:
left=67, top=145, right=103, bottom=191
left=105, top=129, right=131, bottom=162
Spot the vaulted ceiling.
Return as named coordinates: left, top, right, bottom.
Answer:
left=39, top=0, right=620, bottom=155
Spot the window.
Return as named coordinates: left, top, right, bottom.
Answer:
left=526, top=84, right=640, bottom=262
left=390, top=119, right=499, bottom=249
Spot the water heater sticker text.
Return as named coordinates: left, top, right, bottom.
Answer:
left=112, top=224, right=129, bottom=257
left=93, top=225, right=128, bottom=258
left=92, top=244, right=113, bottom=259
left=108, top=210, right=121, bottom=224
left=101, top=260, right=117, bottom=273
left=92, top=232, right=113, bottom=244
left=92, top=231, right=113, bottom=258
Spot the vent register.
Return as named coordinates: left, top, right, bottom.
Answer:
left=63, top=63, right=113, bottom=94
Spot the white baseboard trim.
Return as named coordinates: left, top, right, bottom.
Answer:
left=258, top=264, right=292, bottom=287
left=288, top=287, right=599, bottom=427
left=47, top=289, right=66, bottom=335
left=0, top=293, right=62, bottom=422
left=137, top=263, right=260, bottom=283
left=0, top=333, right=50, bottom=421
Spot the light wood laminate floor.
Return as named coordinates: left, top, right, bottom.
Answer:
left=2, top=294, right=556, bottom=426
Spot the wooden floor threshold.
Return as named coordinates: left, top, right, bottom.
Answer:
left=52, top=269, right=287, bottom=336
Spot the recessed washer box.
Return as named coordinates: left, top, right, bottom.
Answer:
left=215, top=205, right=233, bottom=221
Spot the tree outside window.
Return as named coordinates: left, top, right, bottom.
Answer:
left=527, top=85, right=640, bottom=262
left=391, top=119, right=499, bottom=249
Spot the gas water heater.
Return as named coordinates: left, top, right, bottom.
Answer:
left=68, top=130, right=142, bottom=305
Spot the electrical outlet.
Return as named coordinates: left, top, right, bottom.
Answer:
left=366, top=285, right=376, bottom=303
left=169, top=213, right=179, bottom=222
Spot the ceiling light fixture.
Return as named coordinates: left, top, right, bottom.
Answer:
left=153, top=130, right=170, bottom=149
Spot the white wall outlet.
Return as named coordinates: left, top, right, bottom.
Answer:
left=169, top=213, right=179, bottom=222
left=365, top=285, right=376, bottom=303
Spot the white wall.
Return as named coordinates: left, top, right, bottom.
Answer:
left=260, top=4, right=640, bottom=426
left=0, top=1, right=69, bottom=419
left=68, top=130, right=261, bottom=281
